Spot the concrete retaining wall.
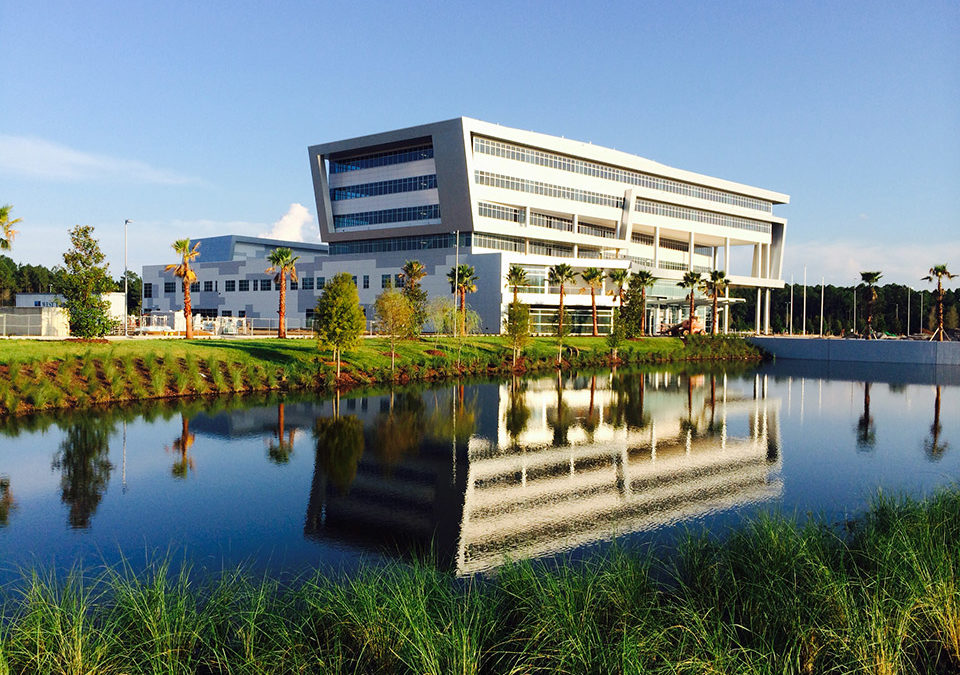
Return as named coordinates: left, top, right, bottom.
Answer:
left=748, top=337, right=960, bottom=366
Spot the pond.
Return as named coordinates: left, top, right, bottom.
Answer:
left=0, top=360, right=957, bottom=583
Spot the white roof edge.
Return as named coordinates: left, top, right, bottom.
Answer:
left=460, top=117, right=790, bottom=204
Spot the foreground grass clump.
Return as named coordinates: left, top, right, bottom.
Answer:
left=0, top=489, right=956, bottom=674
left=0, top=335, right=761, bottom=416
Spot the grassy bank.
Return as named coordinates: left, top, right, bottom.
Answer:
left=0, top=489, right=956, bottom=673
left=0, top=335, right=761, bottom=415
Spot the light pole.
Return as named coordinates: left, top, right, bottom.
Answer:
left=124, top=219, right=132, bottom=337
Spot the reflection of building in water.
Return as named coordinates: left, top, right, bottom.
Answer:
left=456, top=372, right=782, bottom=575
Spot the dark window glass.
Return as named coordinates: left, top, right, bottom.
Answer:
left=164, top=281, right=176, bottom=294
left=317, top=277, right=325, bottom=289
left=203, top=281, right=213, bottom=292
left=329, top=144, right=433, bottom=174
left=290, top=279, right=298, bottom=290
left=333, top=204, right=441, bottom=229
left=301, top=277, right=314, bottom=290
left=238, top=279, right=250, bottom=292
left=221, top=310, right=232, bottom=317
left=362, top=275, right=369, bottom=289
left=330, top=174, right=437, bottom=201
left=381, top=274, right=391, bottom=288
left=143, top=283, right=153, bottom=299
left=225, top=280, right=236, bottom=292
left=190, top=282, right=199, bottom=293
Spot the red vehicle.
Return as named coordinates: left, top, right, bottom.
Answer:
left=660, top=317, right=705, bottom=336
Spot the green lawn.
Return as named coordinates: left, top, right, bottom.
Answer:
left=0, top=335, right=760, bottom=415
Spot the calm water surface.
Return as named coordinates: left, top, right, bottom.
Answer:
left=0, top=360, right=957, bottom=582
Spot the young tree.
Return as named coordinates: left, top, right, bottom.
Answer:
left=553, top=308, right=571, bottom=365
left=677, top=271, right=703, bottom=332
left=447, top=264, right=478, bottom=337
left=57, top=225, right=115, bottom=338
left=266, top=247, right=301, bottom=338
left=606, top=307, right=625, bottom=361
left=374, top=287, right=414, bottom=375
left=400, top=260, right=428, bottom=335
left=165, top=239, right=201, bottom=339
left=504, top=300, right=531, bottom=369
left=506, top=264, right=528, bottom=305
left=314, top=272, right=365, bottom=379
left=922, top=264, right=957, bottom=342
left=703, top=270, right=730, bottom=335
left=548, top=263, right=577, bottom=336
left=0, top=204, right=21, bottom=251
left=425, top=296, right=456, bottom=346
left=630, top=270, right=656, bottom=335
left=580, top=267, right=604, bottom=336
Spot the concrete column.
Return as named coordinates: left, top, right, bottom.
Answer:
left=653, top=227, right=661, bottom=269
left=572, top=244, right=579, bottom=258
left=524, top=239, right=530, bottom=255
left=712, top=247, right=718, bottom=271
left=755, top=288, right=761, bottom=335
left=724, top=237, right=731, bottom=273
left=752, top=244, right=760, bottom=277
left=572, top=214, right=579, bottom=235
left=764, top=288, right=771, bottom=334
left=765, top=244, right=772, bottom=280
left=523, top=206, right=530, bottom=227
left=688, top=232, right=695, bottom=271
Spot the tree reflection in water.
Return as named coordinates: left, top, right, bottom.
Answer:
left=856, top=382, right=876, bottom=450
left=581, top=374, right=600, bottom=439
left=168, top=415, right=196, bottom=479
left=0, top=476, right=14, bottom=527
left=605, top=371, right=651, bottom=431
left=547, top=372, right=575, bottom=447
left=51, top=416, right=114, bottom=528
left=313, top=399, right=364, bottom=494
left=505, top=379, right=530, bottom=447
left=373, top=390, right=426, bottom=470
left=925, top=386, right=948, bottom=460
left=267, top=402, right=297, bottom=465
left=426, top=384, right=477, bottom=447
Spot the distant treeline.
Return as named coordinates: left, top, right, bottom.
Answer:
left=727, top=283, right=959, bottom=335
left=0, top=256, right=141, bottom=313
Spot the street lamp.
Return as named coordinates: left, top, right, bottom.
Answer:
left=124, top=219, right=132, bottom=337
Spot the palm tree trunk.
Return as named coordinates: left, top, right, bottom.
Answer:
left=459, top=289, right=466, bottom=337
left=278, top=270, right=287, bottom=339
left=937, top=281, right=944, bottom=342
left=590, top=287, right=598, bottom=337
left=689, top=292, right=696, bottom=331
left=335, top=348, right=340, bottom=380
left=183, top=284, right=193, bottom=339
left=640, top=288, right=647, bottom=335
left=712, top=292, right=719, bottom=335
left=558, top=286, right=565, bottom=335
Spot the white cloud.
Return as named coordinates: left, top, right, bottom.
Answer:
left=0, top=135, right=199, bottom=184
left=259, top=203, right=317, bottom=242
left=784, top=239, right=960, bottom=287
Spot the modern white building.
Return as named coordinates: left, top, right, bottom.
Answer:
left=143, top=117, right=788, bottom=334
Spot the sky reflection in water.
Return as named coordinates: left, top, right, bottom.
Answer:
left=0, top=361, right=957, bottom=581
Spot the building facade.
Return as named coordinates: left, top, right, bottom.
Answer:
left=143, top=117, right=788, bottom=334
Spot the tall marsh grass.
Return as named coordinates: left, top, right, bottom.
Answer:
left=0, top=489, right=956, bottom=674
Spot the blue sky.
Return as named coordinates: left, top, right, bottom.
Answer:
left=1, top=0, right=957, bottom=286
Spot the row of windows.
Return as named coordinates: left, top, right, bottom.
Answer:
left=472, top=232, right=526, bottom=253
left=635, top=198, right=772, bottom=234
left=333, top=204, right=441, bottom=229
left=473, top=136, right=773, bottom=213
left=577, top=222, right=616, bottom=239
left=528, top=307, right=614, bottom=336
left=530, top=241, right=574, bottom=257
left=628, top=256, right=655, bottom=268
left=381, top=273, right=404, bottom=288
left=478, top=201, right=525, bottom=223
left=475, top=170, right=625, bottom=209
left=632, top=233, right=654, bottom=246
left=163, top=278, right=329, bottom=294
left=329, top=232, right=468, bottom=255
left=330, top=174, right=438, bottom=201
left=529, top=211, right=574, bottom=232
left=329, top=144, right=433, bottom=174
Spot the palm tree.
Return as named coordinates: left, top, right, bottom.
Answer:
left=268, top=402, right=297, bottom=464
left=703, top=270, right=730, bottom=335
left=924, top=386, right=948, bottom=459
left=548, top=263, right=577, bottom=336
left=677, top=271, right=703, bottom=332
left=266, top=247, right=301, bottom=339
left=165, top=239, right=201, bottom=339
left=580, top=267, right=604, bottom=336
left=0, top=204, right=21, bottom=251
left=630, top=270, right=656, bottom=335
left=401, top=259, right=426, bottom=287
left=447, top=264, right=478, bottom=336
left=856, top=382, right=876, bottom=449
left=859, top=271, right=882, bottom=339
left=607, top=269, right=629, bottom=309
left=506, top=264, right=528, bottom=305
left=170, top=415, right=196, bottom=478
left=922, top=265, right=957, bottom=342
